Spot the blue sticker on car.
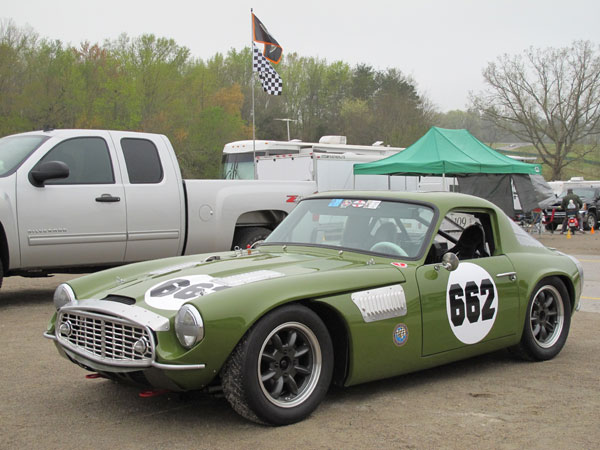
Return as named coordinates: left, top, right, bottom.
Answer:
left=328, top=199, right=343, bottom=207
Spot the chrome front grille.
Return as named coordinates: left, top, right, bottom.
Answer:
left=56, top=309, right=154, bottom=366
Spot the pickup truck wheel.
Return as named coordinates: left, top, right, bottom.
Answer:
left=221, top=304, right=334, bottom=425
left=0, top=259, right=3, bottom=289
left=510, top=277, right=571, bottom=361
left=585, top=212, right=597, bottom=230
left=232, top=227, right=271, bottom=249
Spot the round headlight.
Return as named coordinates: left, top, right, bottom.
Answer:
left=53, top=283, right=76, bottom=310
left=175, top=305, right=204, bottom=349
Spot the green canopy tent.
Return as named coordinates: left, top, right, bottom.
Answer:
left=353, top=127, right=554, bottom=215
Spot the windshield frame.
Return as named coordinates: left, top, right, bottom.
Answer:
left=264, top=195, right=439, bottom=261
left=0, top=134, right=50, bottom=178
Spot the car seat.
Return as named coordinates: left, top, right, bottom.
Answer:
left=445, top=224, right=488, bottom=260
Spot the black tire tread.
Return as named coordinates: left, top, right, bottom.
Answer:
left=221, top=333, right=266, bottom=425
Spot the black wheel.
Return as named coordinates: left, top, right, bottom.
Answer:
left=512, top=277, right=571, bottom=361
left=545, top=222, right=558, bottom=232
left=585, top=212, right=597, bottom=230
left=0, top=258, right=3, bottom=290
left=221, top=304, right=334, bottom=425
left=232, top=226, right=271, bottom=249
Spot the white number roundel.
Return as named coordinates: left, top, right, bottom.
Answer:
left=144, top=275, right=228, bottom=311
left=446, top=263, right=498, bottom=344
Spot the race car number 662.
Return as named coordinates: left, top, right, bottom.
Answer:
left=446, top=263, right=499, bottom=344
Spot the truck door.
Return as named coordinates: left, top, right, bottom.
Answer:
left=110, top=132, right=185, bottom=262
left=17, top=133, right=127, bottom=268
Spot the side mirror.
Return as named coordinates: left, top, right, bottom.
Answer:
left=435, top=252, right=459, bottom=272
left=29, top=161, right=70, bottom=187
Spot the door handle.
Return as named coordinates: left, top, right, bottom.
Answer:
left=95, top=194, right=121, bottom=203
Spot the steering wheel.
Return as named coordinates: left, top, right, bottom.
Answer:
left=369, top=241, right=408, bottom=257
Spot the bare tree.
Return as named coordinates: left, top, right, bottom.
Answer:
left=471, top=41, right=600, bottom=180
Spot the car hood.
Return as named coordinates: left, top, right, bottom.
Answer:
left=66, top=246, right=406, bottom=316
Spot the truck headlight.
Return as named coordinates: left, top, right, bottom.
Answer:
left=53, top=283, right=76, bottom=310
left=175, top=305, right=204, bottom=349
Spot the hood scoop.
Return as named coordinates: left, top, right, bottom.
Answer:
left=101, top=295, right=136, bottom=305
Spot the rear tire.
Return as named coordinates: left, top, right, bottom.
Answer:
left=232, top=226, right=271, bottom=249
left=511, top=277, right=571, bottom=361
left=221, top=304, right=334, bottom=425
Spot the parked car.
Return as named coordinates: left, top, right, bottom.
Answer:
left=45, top=191, right=583, bottom=425
left=543, top=186, right=600, bottom=231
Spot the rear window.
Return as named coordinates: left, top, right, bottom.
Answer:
left=121, top=138, right=163, bottom=184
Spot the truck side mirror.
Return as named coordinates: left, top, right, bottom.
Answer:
left=29, top=161, right=70, bottom=187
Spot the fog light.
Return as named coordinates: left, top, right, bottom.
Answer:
left=59, top=321, right=72, bottom=337
left=133, top=337, right=149, bottom=355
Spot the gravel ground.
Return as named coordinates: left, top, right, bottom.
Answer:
left=0, top=232, right=598, bottom=449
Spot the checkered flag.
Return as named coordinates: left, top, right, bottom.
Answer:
left=253, top=44, right=283, bottom=96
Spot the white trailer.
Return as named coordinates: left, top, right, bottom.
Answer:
left=222, top=136, right=456, bottom=192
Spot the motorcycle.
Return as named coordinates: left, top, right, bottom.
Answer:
left=566, top=208, right=580, bottom=234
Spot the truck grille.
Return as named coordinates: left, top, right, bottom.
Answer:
left=57, top=310, right=154, bottom=365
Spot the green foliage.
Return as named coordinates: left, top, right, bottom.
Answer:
left=0, top=22, right=434, bottom=178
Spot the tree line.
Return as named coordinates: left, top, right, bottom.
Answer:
left=0, top=21, right=440, bottom=178
left=2, top=21, right=598, bottom=180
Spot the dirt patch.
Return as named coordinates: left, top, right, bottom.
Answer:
left=532, top=229, right=600, bottom=255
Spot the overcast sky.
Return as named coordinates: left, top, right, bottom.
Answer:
left=3, top=0, right=600, bottom=112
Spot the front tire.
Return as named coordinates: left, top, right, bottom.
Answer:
left=512, top=277, right=571, bottom=361
left=585, top=212, right=597, bottom=230
left=221, top=304, right=333, bottom=425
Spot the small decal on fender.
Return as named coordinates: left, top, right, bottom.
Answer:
left=393, top=323, right=409, bottom=347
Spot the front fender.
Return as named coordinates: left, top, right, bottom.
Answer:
left=159, top=263, right=404, bottom=389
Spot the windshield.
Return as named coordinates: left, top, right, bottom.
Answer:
left=0, top=135, right=49, bottom=177
left=222, top=153, right=261, bottom=179
left=265, top=197, right=436, bottom=259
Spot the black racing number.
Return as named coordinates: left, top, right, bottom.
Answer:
left=465, top=281, right=481, bottom=324
left=449, top=279, right=495, bottom=326
left=449, top=283, right=465, bottom=326
left=150, top=279, right=190, bottom=297
left=174, top=283, right=206, bottom=300
left=480, top=278, right=496, bottom=320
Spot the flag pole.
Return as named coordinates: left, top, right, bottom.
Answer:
left=251, top=8, right=257, bottom=179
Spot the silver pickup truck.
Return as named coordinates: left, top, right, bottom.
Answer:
left=0, top=129, right=315, bottom=288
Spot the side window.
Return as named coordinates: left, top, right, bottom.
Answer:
left=121, top=138, right=163, bottom=184
left=37, top=137, right=114, bottom=184
left=426, top=211, right=495, bottom=264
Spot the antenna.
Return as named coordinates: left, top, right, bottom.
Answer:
left=274, top=118, right=297, bottom=141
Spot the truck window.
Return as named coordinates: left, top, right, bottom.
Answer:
left=36, top=137, right=114, bottom=184
left=121, top=138, right=163, bottom=184
left=0, top=135, right=49, bottom=177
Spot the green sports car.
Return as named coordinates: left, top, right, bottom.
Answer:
left=45, top=191, right=583, bottom=425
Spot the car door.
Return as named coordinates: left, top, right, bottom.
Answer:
left=109, top=132, right=185, bottom=262
left=17, top=133, right=127, bottom=268
left=416, top=210, right=520, bottom=356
